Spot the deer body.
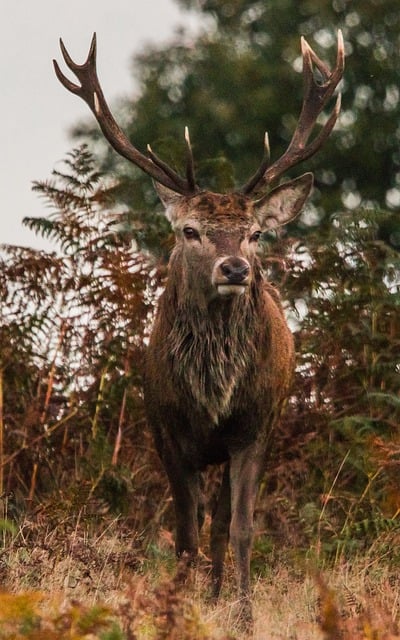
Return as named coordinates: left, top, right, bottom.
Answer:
left=54, top=30, right=344, bottom=626
left=143, top=188, right=303, bottom=617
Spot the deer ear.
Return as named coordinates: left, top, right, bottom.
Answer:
left=254, top=173, right=313, bottom=229
left=154, top=182, right=185, bottom=223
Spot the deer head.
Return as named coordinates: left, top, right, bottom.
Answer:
left=155, top=176, right=312, bottom=303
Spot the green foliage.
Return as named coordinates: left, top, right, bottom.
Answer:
left=261, top=204, right=400, bottom=556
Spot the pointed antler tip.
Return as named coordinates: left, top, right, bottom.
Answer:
left=337, top=30, right=345, bottom=56
left=301, top=35, right=310, bottom=52
left=338, top=30, right=345, bottom=53
left=264, top=132, right=270, bottom=157
left=335, top=30, right=345, bottom=73
left=301, top=37, right=314, bottom=69
left=87, top=33, right=97, bottom=64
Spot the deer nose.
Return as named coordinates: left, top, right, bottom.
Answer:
left=219, top=258, right=250, bottom=284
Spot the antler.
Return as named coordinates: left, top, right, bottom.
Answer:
left=53, top=33, right=197, bottom=195
left=241, top=30, right=345, bottom=195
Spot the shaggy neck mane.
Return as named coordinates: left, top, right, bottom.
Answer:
left=163, top=257, right=264, bottom=425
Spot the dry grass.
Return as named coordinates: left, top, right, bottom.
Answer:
left=1, top=515, right=400, bottom=639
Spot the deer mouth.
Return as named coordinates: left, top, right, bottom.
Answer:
left=216, top=283, right=248, bottom=296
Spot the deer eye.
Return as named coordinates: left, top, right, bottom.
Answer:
left=250, top=230, right=262, bottom=243
left=183, top=226, right=200, bottom=240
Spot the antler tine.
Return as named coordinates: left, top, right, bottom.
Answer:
left=242, top=133, right=271, bottom=195
left=53, top=34, right=98, bottom=104
left=184, top=127, right=196, bottom=192
left=146, top=143, right=182, bottom=183
left=146, top=127, right=196, bottom=192
left=53, top=34, right=197, bottom=195
left=241, top=30, right=345, bottom=195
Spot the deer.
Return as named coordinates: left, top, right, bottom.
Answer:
left=54, top=30, right=344, bottom=626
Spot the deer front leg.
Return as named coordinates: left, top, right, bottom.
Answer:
left=163, top=455, right=201, bottom=560
left=229, top=445, right=265, bottom=626
left=210, top=463, right=231, bottom=599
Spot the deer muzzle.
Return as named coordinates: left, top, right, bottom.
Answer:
left=213, top=256, right=251, bottom=296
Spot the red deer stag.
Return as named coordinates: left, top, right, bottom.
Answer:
left=54, top=30, right=344, bottom=625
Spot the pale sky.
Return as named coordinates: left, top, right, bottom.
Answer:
left=1, top=1, right=200, bottom=250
